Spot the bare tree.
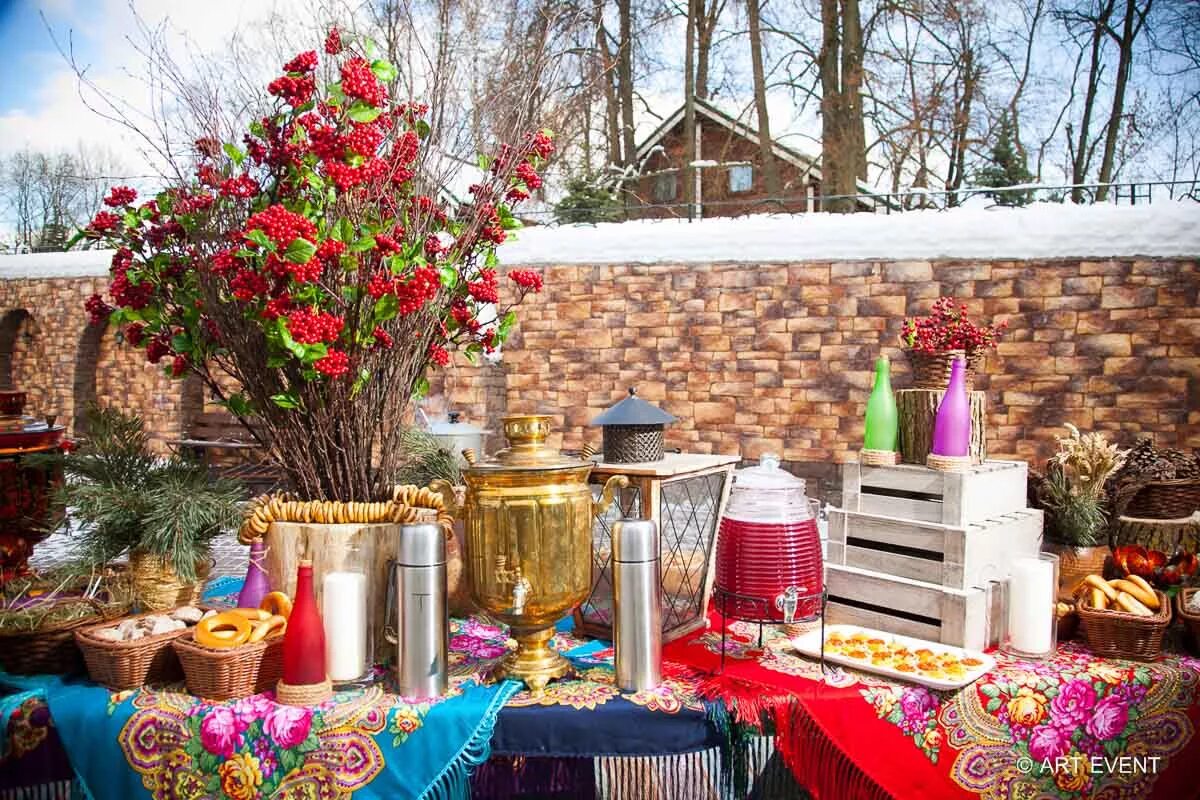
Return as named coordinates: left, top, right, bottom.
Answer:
left=820, top=0, right=868, bottom=210
left=747, top=0, right=782, bottom=196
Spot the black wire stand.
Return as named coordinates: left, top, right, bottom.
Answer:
left=711, top=586, right=829, bottom=674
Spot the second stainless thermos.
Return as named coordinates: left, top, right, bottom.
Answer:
left=394, top=522, right=448, bottom=698
left=613, top=519, right=662, bottom=691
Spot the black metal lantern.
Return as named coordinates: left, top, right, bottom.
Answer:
left=590, top=387, right=677, bottom=463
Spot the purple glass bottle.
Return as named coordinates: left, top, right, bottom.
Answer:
left=931, top=356, right=971, bottom=457
left=237, top=539, right=271, bottom=608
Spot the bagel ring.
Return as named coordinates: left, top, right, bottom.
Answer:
left=230, top=607, right=271, bottom=621
left=195, top=612, right=253, bottom=649
left=260, top=591, right=293, bottom=619
left=248, top=614, right=288, bottom=643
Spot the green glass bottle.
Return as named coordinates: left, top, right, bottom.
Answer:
left=864, top=355, right=898, bottom=452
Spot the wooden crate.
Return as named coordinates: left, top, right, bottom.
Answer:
left=825, top=563, right=1001, bottom=651
left=825, top=507, right=1043, bottom=590
left=841, top=460, right=1027, bottom=528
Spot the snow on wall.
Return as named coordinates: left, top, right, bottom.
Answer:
left=1, top=200, right=1196, bottom=278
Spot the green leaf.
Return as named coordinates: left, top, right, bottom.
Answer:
left=337, top=218, right=355, bottom=243
left=246, top=229, right=273, bottom=249
left=223, top=393, right=253, bottom=417
left=347, top=103, right=382, bottom=123
left=349, top=235, right=377, bottom=254
left=234, top=248, right=258, bottom=259
left=351, top=367, right=371, bottom=398
left=370, top=59, right=398, bottom=82
left=373, top=293, right=399, bottom=323
left=223, top=143, right=245, bottom=166
left=266, top=354, right=289, bottom=368
left=476, top=153, right=492, bottom=171
left=277, top=318, right=307, bottom=359
left=412, top=376, right=429, bottom=400
left=250, top=120, right=266, bottom=138
left=341, top=285, right=360, bottom=303
left=284, top=237, right=317, bottom=265
left=463, top=343, right=481, bottom=364
left=363, top=37, right=378, bottom=59
left=326, top=83, right=345, bottom=105
left=439, top=266, right=458, bottom=289
left=498, top=310, right=517, bottom=337
left=415, top=119, right=431, bottom=139
left=170, top=333, right=192, bottom=354
left=271, top=392, right=301, bottom=410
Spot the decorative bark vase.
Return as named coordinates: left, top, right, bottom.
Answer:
left=897, top=389, right=987, bottom=465
left=1042, top=542, right=1110, bottom=602
left=264, top=520, right=407, bottom=660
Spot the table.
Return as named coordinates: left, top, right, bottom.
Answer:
left=580, top=453, right=739, bottom=642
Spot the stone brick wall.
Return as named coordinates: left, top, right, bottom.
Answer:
left=0, top=258, right=1196, bottom=483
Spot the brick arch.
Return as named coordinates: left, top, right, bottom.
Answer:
left=0, top=309, right=33, bottom=389
left=72, top=322, right=104, bottom=434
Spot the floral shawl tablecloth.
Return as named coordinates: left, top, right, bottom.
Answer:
left=666, top=616, right=1200, bottom=800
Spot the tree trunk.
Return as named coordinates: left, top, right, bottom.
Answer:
left=617, top=0, right=637, bottom=169
left=747, top=0, right=781, bottom=197
left=841, top=0, right=867, bottom=186
left=819, top=0, right=842, bottom=212
left=1095, top=0, right=1151, bottom=201
left=595, top=0, right=622, bottom=169
left=946, top=50, right=979, bottom=206
left=1070, top=0, right=1116, bottom=203
left=695, top=0, right=723, bottom=100
left=684, top=0, right=698, bottom=216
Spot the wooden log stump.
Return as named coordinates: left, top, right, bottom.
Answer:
left=1112, top=513, right=1200, bottom=554
left=897, top=388, right=987, bottom=465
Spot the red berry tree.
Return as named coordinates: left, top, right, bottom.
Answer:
left=900, top=298, right=1008, bottom=356
left=79, top=30, right=549, bottom=502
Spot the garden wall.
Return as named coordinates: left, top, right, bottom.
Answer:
left=0, top=257, right=1196, bottom=494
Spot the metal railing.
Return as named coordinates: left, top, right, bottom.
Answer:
left=535, top=179, right=1200, bottom=226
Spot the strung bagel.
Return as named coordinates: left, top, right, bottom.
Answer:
left=195, top=612, right=253, bottom=649
left=260, top=591, right=293, bottom=619
left=248, top=614, right=288, bottom=643
left=230, top=607, right=271, bottom=621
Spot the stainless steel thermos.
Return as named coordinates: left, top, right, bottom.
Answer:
left=395, top=522, right=448, bottom=698
left=613, top=519, right=662, bottom=691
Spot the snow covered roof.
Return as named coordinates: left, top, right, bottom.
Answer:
left=0, top=201, right=1194, bottom=279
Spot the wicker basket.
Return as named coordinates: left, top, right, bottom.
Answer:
left=0, top=598, right=129, bottom=676
left=173, top=633, right=285, bottom=700
left=1077, top=590, right=1171, bottom=661
left=1124, top=479, right=1200, bottom=520
left=129, top=552, right=212, bottom=611
left=1175, top=589, right=1200, bottom=654
left=75, top=608, right=204, bottom=690
left=903, top=348, right=984, bottom=390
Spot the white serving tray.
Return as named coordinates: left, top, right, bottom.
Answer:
left=791, top=623, right=995, bottom=691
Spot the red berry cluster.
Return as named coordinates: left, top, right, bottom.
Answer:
left=340, top=58, right=386, bottom=107
left=268, top=75, right=315, bottom=107
left=287, top=307, right=345, bottom=344
left=104, top=186, right=137, bottom=207
left=196, top=164, right=222, bottom=187
left=424, top=234, right=444, bottom=260
left=245, top=204, right=317, bottom=248
left=508, top=269, right=543, bottom=292
left=315, top=349, right=350, bottom=377
left=171, top=355, right=190, bottom=377
left=283, top=50, right=318, bottom=73
left=901, top=297, right=1008, bottom=355
left=324, top=28, right=342, bottom=55
left=145, top=336, right=172, bottom=364
left=428, top=343, right=450, bottom=366
left=124, top=323, right=146, bottom=346
left=394, top=267, right=441, bottom=314
left=85, top=294, right=113, bottom=325
left=174, top=192, right=214, bottom=215
left=375, top=234, right=401, bottom=254
left=261, top=293, right=293, bottom=320
left=467, top=269, right=499, bottom=303
left=230, top=269, right=269, bottom=302
left=515, top=161, right=542, bottom=190
left=87, top=211, right=121, bottom=235
left=219, top=174, right=259, bottom=199
left=372, top=326, right=393, bottom=350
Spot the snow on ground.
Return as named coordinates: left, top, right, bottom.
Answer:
left=1, top=201, right=1196, bottom=279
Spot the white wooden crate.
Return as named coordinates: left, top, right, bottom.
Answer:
left=825, top=563, right=1001, bottom=651
left=825, top=507, right=1043, bottom=590
left=841, top=460, right=1028, bottom=527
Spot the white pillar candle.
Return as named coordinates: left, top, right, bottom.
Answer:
left=323, top=571, right=368, bottom=682
left=1007, top=556, right=1055, bottom=655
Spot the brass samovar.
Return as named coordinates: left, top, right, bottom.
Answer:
left=435, top=414, right=626, bottom=693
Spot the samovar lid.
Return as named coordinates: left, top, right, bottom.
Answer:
left=467, top=414, right=587, bottom=471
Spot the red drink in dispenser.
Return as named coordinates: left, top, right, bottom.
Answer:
left=715, top=454, right=823, bottom=621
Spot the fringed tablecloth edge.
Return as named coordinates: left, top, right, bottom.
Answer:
left=417, top=679, right=521, bottom=800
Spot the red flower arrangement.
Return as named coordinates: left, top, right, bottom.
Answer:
left=900, top=298, right=1008, bottom=355
left=76, top=30, right=550, bottom=501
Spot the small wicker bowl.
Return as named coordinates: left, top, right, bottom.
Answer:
left=1124, top=479, right=1200, bottom=520
left=1077, top=590, right=1171, bottom=661
left=1174, top=588, right=1200, bottom=653
left=173, top=633, right=285, bottom=701
left=0, top=599, right=129, bottom=676
left=75, top=608, right=205, bottom=690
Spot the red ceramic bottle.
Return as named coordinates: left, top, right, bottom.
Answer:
left=281, top=559, right=327, bottom=686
